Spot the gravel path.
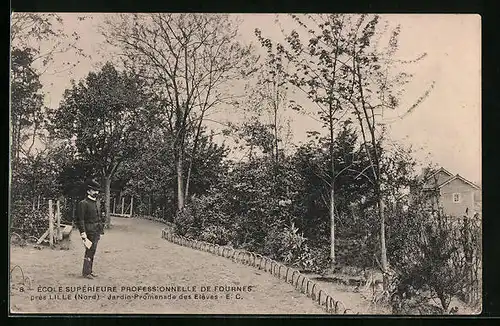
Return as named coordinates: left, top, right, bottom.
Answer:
left=10, top=216, right=326, bottom=314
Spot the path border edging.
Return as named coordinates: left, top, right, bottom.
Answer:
left=160, top=227, right=348, bottom=314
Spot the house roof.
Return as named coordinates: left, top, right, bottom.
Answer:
left=425, top=167, right=453, bottom=182
left=421, top=167, right=453, bottom=189
left=421, top=167, right=480, bottom=190
left=437, top=174, right=480, bottom=190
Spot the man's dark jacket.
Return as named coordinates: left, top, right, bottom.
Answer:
left=76, top=197, right=104, bottom=234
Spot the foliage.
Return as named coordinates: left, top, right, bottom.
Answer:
left=255, top=14, right=435, bottom=275
left=199, top=225, right=234, bottom=246
left=114, top=125, right=229, bottom=222
left=102, top=13, right=258, bottom=211
left=11, top=140, right=78, bottom=201
left=11, top=13, right=88, bottom=75
left=291, top=126, right=375, bottom=248
left=263, top=222, right=310, bottom=268
left=173, top=207, right=198, bottom=238
left=10, top=203, right=47, bottom=241
left=49, top=62, right=149, bottom=224
left=389, top=201, right=482, bottom=313
left=10, top=47, right=45, bottom=166
left=49, top=63, right=147, bottom=174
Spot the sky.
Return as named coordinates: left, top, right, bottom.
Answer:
left=15, top=13, right=481, bottom=184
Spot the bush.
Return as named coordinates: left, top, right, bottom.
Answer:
left=389, top=213, right=480, bottom=314
left=10, top=203, right=47, bottom=240
left=173, top=207, right=198, bottom=237
left=199, top=225, right=234, bottom=245
left=263, top=222, right=311, bottom=269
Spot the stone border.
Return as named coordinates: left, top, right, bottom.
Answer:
left=161, top=227, right=348, bottom=314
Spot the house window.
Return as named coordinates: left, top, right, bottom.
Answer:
left=453, top=193, right=461, bottom=203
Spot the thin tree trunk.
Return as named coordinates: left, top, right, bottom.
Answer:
left=379, top=193, right=388, bottom=285
left=104, top=176, right=112, bottom=228
left=329, top=102, right=336, bottom=267
left=16, top=123, right=22, bottom=165
left=184, top=111, right=205, bottom=201
left=26, top=121, right=38, bottom=157
left=353, top=52, right=389, bottom=288
left=176, top=146, right=185, bottom=212
left=330, top=183, right=335, bottom=265
left=274, top=80, right=280, bottom=165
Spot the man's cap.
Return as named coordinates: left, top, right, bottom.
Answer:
left=86, top=179, right=102, bottom=191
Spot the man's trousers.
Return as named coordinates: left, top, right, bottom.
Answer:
left=82, top=232, right=100, bottom=276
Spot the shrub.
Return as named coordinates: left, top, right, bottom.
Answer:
left=199, top=225, right=233, bottom=245
left=10, top=203, right=47, bottom=240
left=263, top=222, right=310, bottom=268
left=389, top=213, right=480, bottom=314
left=173, top=207, right=198, bottom=237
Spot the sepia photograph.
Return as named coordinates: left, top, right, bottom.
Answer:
left=9, top=13, right=481, bottom=315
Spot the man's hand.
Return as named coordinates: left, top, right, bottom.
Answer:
left=80, top=232, right=87, bottom=239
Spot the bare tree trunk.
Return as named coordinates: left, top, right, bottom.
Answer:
left=104, top=176, right=112, bottom=228
left=274, top=85, right=280, bottom=165
left=379, top=194, right=388, bottom=285
left=329, top=102, right=336, bottom=267
left=184, top=111, right=205, bottom=202
left=330, top=183, right=335, bottom=265
left=176, top=147, right=185, bottom=212
left=16, top=123, right=22, bottom=166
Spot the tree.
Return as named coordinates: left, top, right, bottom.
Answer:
left=291, top=126, right=374, bottom=250
left=338, top=15, right=432, bottom=289
left=11, top=13, right=87, bottom=76
left=264, top=14, right=434, bottom=285
left=10, top=48, right=45, bottom=168
left=101, top=13, right=258, bottom=213
left=117, top=125, right=229, bottom=220
left=10, top=13, right=89, bottom=202
left=249, top=31, right=292, bottom=165
left=234, top=118, right=276, bottom=161
left=258, top=14, right=371, bottom=266
left=49, top=63, right=148, bottom=227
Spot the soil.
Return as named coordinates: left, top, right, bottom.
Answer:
left=10, top=216, right=478, bottom=315
left=10, top=216, right=329, bottom=314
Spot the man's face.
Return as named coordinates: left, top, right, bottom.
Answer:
left=88, top=189, right=99, bottom=197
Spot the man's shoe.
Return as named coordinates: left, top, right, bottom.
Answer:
left=90, top=272, right=98, bottom=278
left=82, top=274, right=94, bottom=279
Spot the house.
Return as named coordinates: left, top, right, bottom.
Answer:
left=419, top=167, right=481, bottom=217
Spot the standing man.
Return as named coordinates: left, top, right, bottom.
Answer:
left=76, top=179, right=105, bottom=279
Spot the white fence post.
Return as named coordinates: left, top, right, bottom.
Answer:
left=129, top=197, right=134, bottom=217
left=48, top=200, right=54, bottom=247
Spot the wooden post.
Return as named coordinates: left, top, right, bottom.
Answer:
left=48, top=200, right=54, bottom=247
left=129, top=197, right=134, bottom=217
left=56, top=200, right=62, bottom=241
left=113, top=197, right=116, bottom=215
left=121, top=197, right=125, bottom=215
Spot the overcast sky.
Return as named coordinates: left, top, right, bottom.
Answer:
left=24, top=13, right=481, bottom=183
